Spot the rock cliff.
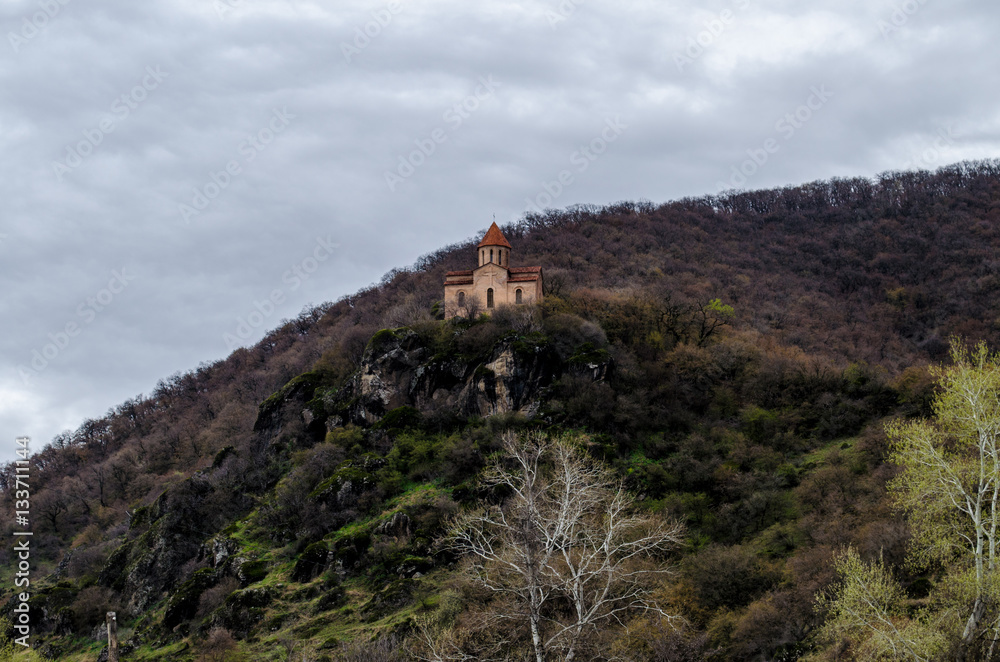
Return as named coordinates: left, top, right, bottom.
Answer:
left=338, top=328, right=564, bottom=425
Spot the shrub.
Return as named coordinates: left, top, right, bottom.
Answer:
left=196, top=627, right=244, bottom=662
left=542, top=313, right=607, bottom=360
left=682, top=544, right=782, bottom=621
left=71, top=586, right=118, bottom=631
left=197, top=577, right=240, bottom=620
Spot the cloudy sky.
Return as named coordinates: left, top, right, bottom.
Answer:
left=1, top=0, right=998, bottom=460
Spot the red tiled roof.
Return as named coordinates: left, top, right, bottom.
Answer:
left=510, top=274, right=540, bottom=282
left=509, top=266, right=542, bottom=273
left=447, top=278, right=474, bottom=285
left=446, top=270, right=474, bottom=276
left=477, top=222, right=512, bottom=249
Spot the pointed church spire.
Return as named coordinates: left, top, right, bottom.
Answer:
left=477, top=222, right=512, bottom=249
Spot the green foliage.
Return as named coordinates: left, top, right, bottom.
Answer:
left=705, top=298, right=734, bottom=319
left=238, top=559, right=268, bottom=586
left=740, top=406, right=780, bottom=444
left=0, top=614, right=15, bottom=661
left=374, top=406, right=422, bottom=432
left=888, top=340, right=1000, bottom=568
left=325, top=425, right=365, bottom=453
left=810, top=339, right=1000, bottom=660
left=817, top=547, right=945, bottom=661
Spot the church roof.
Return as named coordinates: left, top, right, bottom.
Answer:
left=509, top=266, right=542, bottom=274
left=477, top=222, right=512, bottom=249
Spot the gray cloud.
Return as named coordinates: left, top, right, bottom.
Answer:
left=2, top=0, right=999, bottom=459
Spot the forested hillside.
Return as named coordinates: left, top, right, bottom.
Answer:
left=5, top=160, right=1000, bottom=661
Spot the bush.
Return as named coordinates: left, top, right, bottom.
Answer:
left=682, top=545, right=782, bottom=621
left=542, top=313, right=607, bottom=360
left=71, top=586, right=118, bottom=631
left=196, top=627, right=244, bottom=662
left=197, top=577, right=240, bottom=620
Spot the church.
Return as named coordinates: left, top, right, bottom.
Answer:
left=443, top=222, right=543, bottom=319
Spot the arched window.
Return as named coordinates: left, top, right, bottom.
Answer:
left=515, top=288, right=523, bottom=304
left=457, top=291, right=466, bottom=308
left=487, top=288, right=494, bottom=308
left=490, top=249, right=494, bottom=263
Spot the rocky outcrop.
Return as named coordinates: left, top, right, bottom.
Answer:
left=346, top=330, right=434, bottom=424
left=98, top=477, right=220, bottom=617
left=253, top=371, right=329, bottom=439
left=340, top=329, right=564, bottom=426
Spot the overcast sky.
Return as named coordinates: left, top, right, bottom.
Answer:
left=1, top=0, right=998, bottom=461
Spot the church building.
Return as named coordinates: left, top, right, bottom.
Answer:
left=443, top=222, right=543, bottom=319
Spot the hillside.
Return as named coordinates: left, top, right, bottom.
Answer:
left=4, top=160, right=1000, bottom=661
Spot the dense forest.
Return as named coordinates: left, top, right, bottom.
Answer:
left=5, top=160, right=1000, bottom=660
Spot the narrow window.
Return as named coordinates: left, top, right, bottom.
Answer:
left=490, top=249, right=494, bottom=263
left=515, top=288, right=523, bottom=304
left=458, top=292, right=466, bottom=308
left=487, top=288, right=494, bottom=308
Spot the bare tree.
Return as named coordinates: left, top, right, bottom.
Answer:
left=458, top=294, right=483, bottom=320
left=491, top=304, right=542, bottom=335
left=36, top=487, right=69, bottom=534
left=108, top=452, right=138, bottom=501
left=444, top=432, right=685, bottom=662
left=381, top=296, right=435, bottom=328
left=63, top=476, right=92, bottom=516
left=91, top=465, right=109, bottom=508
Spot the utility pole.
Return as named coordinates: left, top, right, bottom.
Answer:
left=106, top=612, right=119, bottom=662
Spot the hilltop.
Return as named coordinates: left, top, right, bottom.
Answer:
left=4, top=160, right=1000, bottom=661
